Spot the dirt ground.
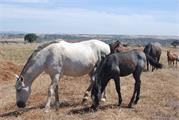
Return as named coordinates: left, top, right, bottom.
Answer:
left=0, top=43, right=179, bottom=120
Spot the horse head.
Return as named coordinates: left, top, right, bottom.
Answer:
left=91, top=79, right=101, bottom=110
left=109, top=41, right=122, bottom=53
left=143, top=43, right=152, bottom=54
left=91, top=56, right=108, bottom=110
left=167, top=50, right=170, bottom=56
left=15, top=74, right=31, bottom=108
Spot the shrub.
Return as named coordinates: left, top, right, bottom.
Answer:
left=171, top=40, right=179, bottom=48
left=24, top=33, right=38, bottom=43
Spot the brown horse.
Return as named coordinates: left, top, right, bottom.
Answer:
left=167, top=50, right=179, bottom=67
left=109, top=41, right=128, bottom=53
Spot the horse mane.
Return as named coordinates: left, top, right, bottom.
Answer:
left=33, top=39, right=62, bottom=56
left=20, top=39, right=63, bottom=75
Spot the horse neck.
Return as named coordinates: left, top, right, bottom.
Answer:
left=20, top=52, right=46, bottom=87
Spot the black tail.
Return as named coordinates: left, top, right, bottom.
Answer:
left=145, top=54, right=163, bottom=69
left=177, top=57, right=179, bottom=61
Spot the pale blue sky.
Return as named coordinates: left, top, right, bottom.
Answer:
left=0, top=0, right=178, bottom=35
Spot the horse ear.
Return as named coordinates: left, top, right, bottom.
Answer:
left=14, top=74, right=19, bottom=80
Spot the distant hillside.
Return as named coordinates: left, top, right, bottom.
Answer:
left=0, top=33, right=179, bottom=46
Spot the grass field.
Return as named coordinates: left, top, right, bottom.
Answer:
left=0, top=43, right=179, bottom=120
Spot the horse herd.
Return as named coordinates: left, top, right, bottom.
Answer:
left=14, top=39, right=178, bottom=112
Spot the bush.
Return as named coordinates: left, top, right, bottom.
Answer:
left=171, top=40, right=179, bottom=48
left=24, top=33, right=38, bottom=43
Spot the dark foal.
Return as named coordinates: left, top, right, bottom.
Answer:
left=91, top=50, right=163, bottom=111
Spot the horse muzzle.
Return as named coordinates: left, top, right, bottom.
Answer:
left=17, top=101, right=26, bottom=108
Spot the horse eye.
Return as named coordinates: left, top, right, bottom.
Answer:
left=20, top=77, right=24, bottom=82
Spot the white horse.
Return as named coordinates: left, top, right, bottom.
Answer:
left=15, top=39, right=110, bottom=111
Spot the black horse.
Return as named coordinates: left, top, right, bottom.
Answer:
left=143, top=42, right=162, bottom=71
left=91, top=49, right=162, bottom=111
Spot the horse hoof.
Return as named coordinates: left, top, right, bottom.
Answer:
left=134, top=101, right=138, bottom=105
left=82, top=98, right=88, bottom=105
left=44, top=108, right=51, bottom=113
left=127, top=104, right=132, bottom=108
left=117, top=103, right=121, bottom=107
left=55, top=102, right=60, bottom=110
left=90, top=105, right=98, bottom=112
left=101, top=98, right=106, bottom=102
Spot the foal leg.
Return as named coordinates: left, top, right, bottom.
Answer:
left=128, top=82, right=137, bottom=108
left=134, top=78, right=141, bottom=104
left=45, top=73, right=60, bottom=111
left=128, top=71, right=141, bottom=108
left=146, top=59, right=149, bottom=71
left=113, top=76, right=122, bottom=106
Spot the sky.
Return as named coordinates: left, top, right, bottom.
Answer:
left=0, top=0, right=179, bottom=35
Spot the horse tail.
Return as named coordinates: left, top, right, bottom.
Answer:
left=145, top=54, right=163, bottom=69
left=177, top=56, right=179, bottom=61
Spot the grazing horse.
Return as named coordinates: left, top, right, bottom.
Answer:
left=143, top=42, right=162, bottom=71
left=91, top=49, right=163, bottom=111
left=15, top=39, right=110, bottom=111
left=167, top=50, right=179, bottom=67
left=109, top=40, right=128, bottom=53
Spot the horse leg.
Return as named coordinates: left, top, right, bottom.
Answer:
left=168, top=59, right=170, bottom=67
left=128, top=69, right=141, bottom=108
left=91, top=78, right=109, bottom=111
left=100, top=79, right=109, bottom=101
left=156, top=56, right=160, bottom=70
left=176, top=60, right=177, bottom=68
left=152, top=57, right=157, bottom=71
left=134, top=77, right=141, bottom=105
left=152, top=66, right=155, bottom=72
left=147, top=59, right=149, bottom=71
left=83, top=69, right=107, bottom=103
left=45, top=73, right=60, bottom=112
left=113, top=75, right=122, bottom=106
left=101, top=89, right=107, bottom=102
left=54, top=77, right=60, bottom=110
left=82, top=79, right=94, bottom=103
left=82, top=69, right=95, bottom=103
left=83, top=82, right=107, bottom=103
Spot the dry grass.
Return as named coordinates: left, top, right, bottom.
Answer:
left=0, top=43, right=179, bottom=120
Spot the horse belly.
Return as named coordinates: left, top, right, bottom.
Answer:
left=119, top=63, right=136, bottom=77
left=62, top=53, right=96, bottom=76
left=63, top=63, right=94, bottom=76
left=120, top=68, right=134, bottom=76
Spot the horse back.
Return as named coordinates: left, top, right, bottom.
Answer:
left=45, top=40, right=110, bottom=76
left=106, top=50, right=145, bottom=76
